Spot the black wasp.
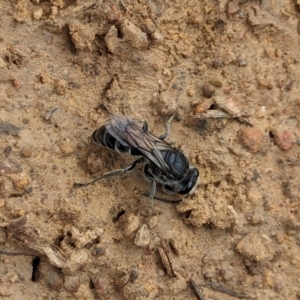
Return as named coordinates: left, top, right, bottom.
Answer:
left=74, top=114, right=199, bottom=204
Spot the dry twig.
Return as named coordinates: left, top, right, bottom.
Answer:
left=158, top=238, right=179, bottom=277
left=189, top=278, right=206, bottom=300
left=199, top=282, right=252, bottom=299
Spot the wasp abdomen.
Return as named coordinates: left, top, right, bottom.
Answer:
left=92, top=126, right=109, bottom=146
left=92, top=126, right=142, bottom=155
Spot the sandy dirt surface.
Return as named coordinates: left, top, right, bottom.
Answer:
left=0, top=0, right=300, bottom=299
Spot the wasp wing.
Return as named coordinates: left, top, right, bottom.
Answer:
left=106, top=115, right=173, bottom=173
left=104, top=116, right=134, bottom=147
left=125, top=123, right=173, bottom=173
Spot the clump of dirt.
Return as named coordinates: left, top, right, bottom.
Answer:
left=0, top=0, right=300, bottom=299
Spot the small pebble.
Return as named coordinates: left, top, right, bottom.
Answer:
left=193, top=98, right=213, bottom=114
left=10, top=209, right=26, bottom=217
left=274, top=232, right=285, bottom=244
left=148, top=215, right=158, bottom=229
left=220, top=269, right=235, bottom=281
left=214, top=96, right=240, bottom=115
left=169, top=238, right=180, bottom=255
left=20, top=145, right=32, bottom=157
left=93, top=273, right=109, bottom=298
left=236, top=54, right=247, bottom=67
left=7, top=173, right=30, bottom=191
left=236, top=233, right=275, bottom=262
left=12, top=79, right=21, bottom=89
left=251, top=211, right=265, bottom=225
left=223, top=86, right=231, bottom=95
left=33, top=8, right=43, bottom=20
left=134, top=224, right=151, bottom=247
left=142, top=19, right=156, bottom=34
left=50, top=6, right=58, bottom=20
left=149, top=31, right=163, bottom=45
left=272, top=129, right=294, bottom=151
left=58, top=138, right=73, bottom=154
left=291, top=258, right=300, bottom=266
left=40, top=262, right=63, bottom=290
left=63, top=275, right=81, bottom=293
left=54, top=79, right=67, bottom=95
left=9, top=274, right=19, bottom=283
left=202, top=83, right=215, bottom=98
left=187, top=89, right=195, bottom=97
left=162, top=68, right=171, bottom=76
left=240, top=128, right=267, bottom=153
left=122, top=213, right=140, bottom=238
left=68, top=249, right=90, bottom=270
left=209, top=78, right=223, bottom=87
left=257, top=78, right=273, bottom=90
left=93, top=246, right=106, bottom=256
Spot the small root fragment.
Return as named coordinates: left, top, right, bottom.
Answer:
left=157, top=238, right=179, bottom=277
left=189, top=278, right=206, bottom=300
left=199, top=282, right=252, bottom=299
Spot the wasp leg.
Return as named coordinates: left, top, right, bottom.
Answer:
left=142, top=120, right=148, bottom=132
left=143, top=165, right=182, bottom=205
left=159, top=115, right=176, bottom=140
left=148, top=177, right=157, bottom=213
left=73, top=157, right=145, bottom=188
left=144, top=177, right=182, bottom=209
left=144, top=165, right=157, bottom=212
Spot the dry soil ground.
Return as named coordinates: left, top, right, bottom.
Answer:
left=0, top=0, right=300, bottom=299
